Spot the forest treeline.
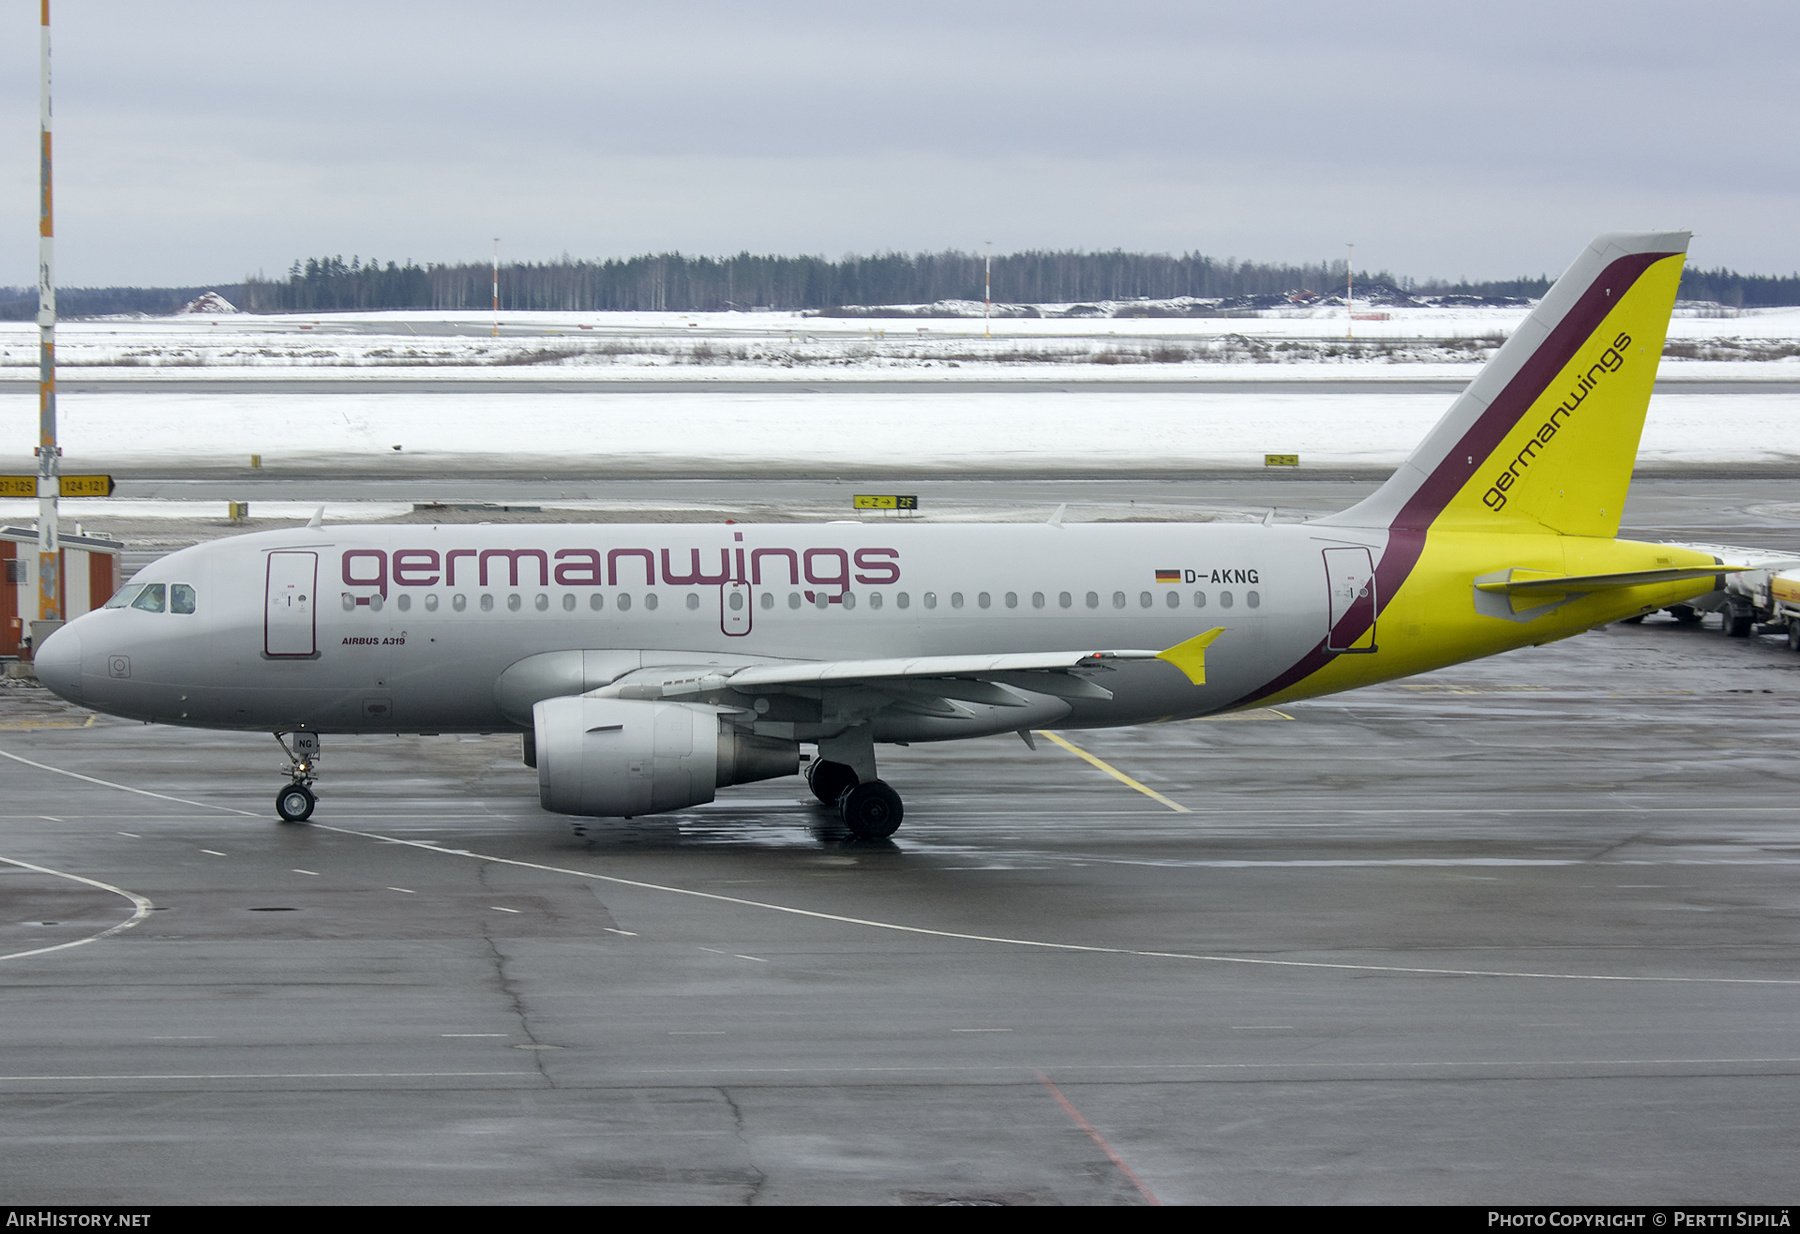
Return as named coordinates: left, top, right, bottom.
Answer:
left=234, top=251, right=1414, bottom=313
left=3, top=252, right=1798, bottom=319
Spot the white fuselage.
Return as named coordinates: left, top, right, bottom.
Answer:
left=44, top=520, right=1380, bottom=735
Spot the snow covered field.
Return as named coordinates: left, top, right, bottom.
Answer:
left=0, top=387, right=1792, bottom=477
left=0, top=307, right=1795, bottom=484
left=0, top=302, right=1796, bottom=381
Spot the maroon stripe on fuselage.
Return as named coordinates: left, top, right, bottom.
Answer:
left=1222, top=250, right=1674, bottom=712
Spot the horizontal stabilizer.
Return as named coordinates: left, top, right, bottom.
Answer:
left=1474, top=566, right=1744, bottom=595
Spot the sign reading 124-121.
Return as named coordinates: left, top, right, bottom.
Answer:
left=0, top=475, right=115, bottom=497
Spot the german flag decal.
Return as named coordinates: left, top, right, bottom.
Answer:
left=1154, top=569, right=1181, bottom=583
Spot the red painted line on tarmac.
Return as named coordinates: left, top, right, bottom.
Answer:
left=1036, top=1070, right=1160, bottom=1205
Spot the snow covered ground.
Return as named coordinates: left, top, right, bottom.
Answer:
left=0, top=387, right=1791, bottom=478
left=0, top=307, right=1795, bottom=486
left=0, top=303, right=1795, bottom=381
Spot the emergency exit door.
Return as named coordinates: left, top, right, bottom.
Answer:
left=1323, top=546, right=1377, bottom=654
left=721, top=581, right=752, bottom=636
left=265, top=551, right=318, bottom=657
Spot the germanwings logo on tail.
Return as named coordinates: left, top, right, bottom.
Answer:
left=1481, top=331, right=1633, bottom=512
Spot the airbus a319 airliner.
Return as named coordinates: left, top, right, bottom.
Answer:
left=34, top=232, right=1743, bottom=838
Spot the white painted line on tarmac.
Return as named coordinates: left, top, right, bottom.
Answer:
left=9, top=742, right=1800, bottom=988
left=0, top=745, right=262, bottom=817
left=308, top=823, right=1800, bottom=988
left=0, top=855, right=154, bottom=964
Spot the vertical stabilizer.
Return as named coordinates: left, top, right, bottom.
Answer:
left=1320, top=231, right=1689, bottom=538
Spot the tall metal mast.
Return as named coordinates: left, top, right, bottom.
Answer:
left=36, top=0, right=61, bottom=639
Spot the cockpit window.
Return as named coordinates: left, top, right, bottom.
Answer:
left=104, top=583, right=144, bottom=609
left=130, top=583, right=167, bottom=613
left=171, top=583, right=197, bottom=614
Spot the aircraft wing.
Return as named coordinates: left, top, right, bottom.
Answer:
left=595, top=629, right=1230, bottom=708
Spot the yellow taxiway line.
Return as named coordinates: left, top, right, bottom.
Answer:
left=1034, top=730, right=1190, bottom=813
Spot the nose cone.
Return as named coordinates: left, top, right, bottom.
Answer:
left=33, top=624, right=82, bottom=703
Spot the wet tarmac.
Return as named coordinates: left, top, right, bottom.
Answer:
left=4, top=607, right=1800, bottom=1203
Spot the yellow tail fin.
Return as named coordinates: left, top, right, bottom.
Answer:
left=1322, top=232, right=1688, bottom=538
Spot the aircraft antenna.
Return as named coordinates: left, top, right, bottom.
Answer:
left=35, top=0, right=61, bottom=643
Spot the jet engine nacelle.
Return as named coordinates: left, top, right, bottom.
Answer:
left=534, top=696, right=798, bottom=817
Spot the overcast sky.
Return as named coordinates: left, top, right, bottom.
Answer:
left=3, top=0, right=1796, bottom=288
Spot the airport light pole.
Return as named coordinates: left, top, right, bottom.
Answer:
left=491, top=238, right=500, bottom=338
left=36, top=0, right=61, bottom=641
left=984, top=241, right=992, bottom=339
left=1345, top=243, right=1354, bottom=341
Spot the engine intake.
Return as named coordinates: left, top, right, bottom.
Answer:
left=534, top=696, right=797, bottom=817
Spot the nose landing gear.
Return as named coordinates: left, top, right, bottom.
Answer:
left=274, top=731, right=320, bottom=823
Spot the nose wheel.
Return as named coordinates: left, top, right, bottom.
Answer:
left=273, top=731, right=321, bottom=823
left=276, top=782, right=316, bottom=822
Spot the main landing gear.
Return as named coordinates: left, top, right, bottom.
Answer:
left=806, top=756, right=905, bottom=841
left=274, top=731, right=320, bottom=823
